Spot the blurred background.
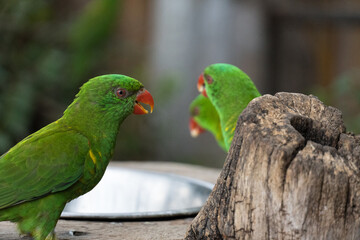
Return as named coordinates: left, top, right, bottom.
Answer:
left=1, top=0, right=360, bottom=168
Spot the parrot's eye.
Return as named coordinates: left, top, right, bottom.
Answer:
left=204, top=74, right=214, bottom=84
left=192, top=107, right=200, bottom=116
left=115, top=88, right=128, bottom=98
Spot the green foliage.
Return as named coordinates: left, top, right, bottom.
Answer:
left=0, top=0, right=123, bottom=154
left=68, top=0, right=122, bottom=83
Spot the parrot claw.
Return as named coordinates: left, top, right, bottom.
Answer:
left=45, top=231, right=57, bottom=240
left=33, top=228, right=57, bottom=240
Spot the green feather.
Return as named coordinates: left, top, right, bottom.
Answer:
left=0, top=74, right=149, bottom=240
left=189, top=94, right=226, bottom=151
left=203, top=63, right=261, bottom=150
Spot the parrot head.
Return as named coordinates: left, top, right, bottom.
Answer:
left=63, top=74, right=154, bottom=131
left=197, top=63, right=259, bottom=114
left=189, top=94, right=226, bottom=150
left=189, top=94, right=218, bottom=136
left=197, top=63, right=245, bottom=100
left=189, top=117, right=205, bottom=137
left=70, top=74, right=154, bottom=115
left=189, top=95, right=208, bottom=137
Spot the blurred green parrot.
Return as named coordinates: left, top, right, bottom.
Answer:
left=195, top=63, right=261, bottom=151
left=189, top=94, right=226, bottom=151
left=0, top=74, right=154, bottom=240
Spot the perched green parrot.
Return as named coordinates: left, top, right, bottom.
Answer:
left=197, top=63, right=261, bottom=150
left=189, top=94, right=226, bottom=151
left=0, top=74, right=154, bottom=240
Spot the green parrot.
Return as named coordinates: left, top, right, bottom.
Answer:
left=189, top=94, right=226, bottom=151
left=0, top=74, right=154, bottom=240
left=197, top=63, right=261, bottom=150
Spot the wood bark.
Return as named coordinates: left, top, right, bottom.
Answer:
left=184, top=92, right=360, bottom=240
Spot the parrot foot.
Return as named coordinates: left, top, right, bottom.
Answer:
left=45, top=231, right=58, bottom=240
left=32, top=227, right=57, bottom=240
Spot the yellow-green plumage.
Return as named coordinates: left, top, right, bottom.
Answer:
left=0, top=74, right=151, bottom=240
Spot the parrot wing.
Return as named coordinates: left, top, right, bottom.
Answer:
left=0, top=124, right=90, bottom=209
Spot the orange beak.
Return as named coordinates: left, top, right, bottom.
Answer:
left=133, top=88, right=154, bottom=115
left=189, top=117, right=205, bottom=137
left=197, top=74, right=207, bottom=97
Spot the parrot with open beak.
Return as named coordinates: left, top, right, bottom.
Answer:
left=0, top=74, right=154, bottom=240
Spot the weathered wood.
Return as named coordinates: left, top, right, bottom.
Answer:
left=185, top=92, right=360, bottom=240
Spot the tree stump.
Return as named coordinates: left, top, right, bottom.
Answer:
left=184, top=92, right=360, bottom=240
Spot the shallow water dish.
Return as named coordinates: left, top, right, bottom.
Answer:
left=61, top=166, right=213, bottom=220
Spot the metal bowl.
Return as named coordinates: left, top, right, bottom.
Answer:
left=61, top=166, right=213, bottom=220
